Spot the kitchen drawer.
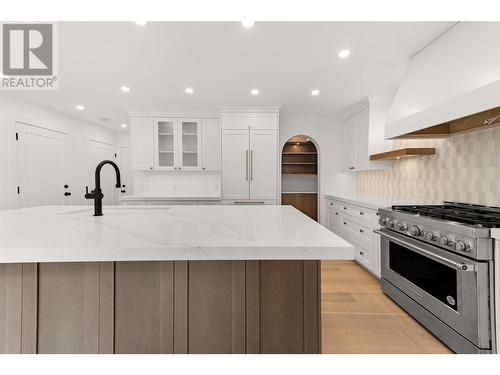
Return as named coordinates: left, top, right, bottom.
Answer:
left=340, top=214, right=371, bottom=249
left=354, top=245, right=373, bottom=270
left=338, top=202, right=377, bottom=223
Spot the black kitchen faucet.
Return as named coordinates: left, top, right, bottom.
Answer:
left=85, top=160, right=121, bottom=216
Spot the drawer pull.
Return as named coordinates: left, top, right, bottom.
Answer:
left=360, top=251, right=364, bottom=256
left=359, top=229, right=364, bottom=233
left=343, top=222, right=347, bottom=225
left=343, top=207, right=347, bottom=210
left=359, top=212, right=364, bottom=215
left=335, top=212, right=338, bottom=215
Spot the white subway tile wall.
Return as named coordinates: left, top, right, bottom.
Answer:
left=357, top=127, right=500, bottom=206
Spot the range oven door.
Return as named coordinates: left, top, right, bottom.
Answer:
left=376, top=228, right=491, bottom=349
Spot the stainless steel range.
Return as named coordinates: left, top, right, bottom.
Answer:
left=375, top=202, right=497, bottom=354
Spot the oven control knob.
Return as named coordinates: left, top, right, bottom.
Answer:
left=424, top=231, right=436, bottom=241
left=454, top=240, right=471, bottom=252
left=438, top=235, right=450, bottom=246
left=388, top=219, right=397, bottom=228
left=397, top=222, right=407, bottom=231
left=407, top=225, right=422, bottom=237
left=379, top=218, right=389, bottom=226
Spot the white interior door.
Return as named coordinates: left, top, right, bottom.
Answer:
left=249, top=129, right=277, bottom=200
left=88, top=140, right=119, bottom=206
left=16, top=122, right=70, bottom=208
left=222, top=129, right=249, bottom=200
left=119, top=147, right=133, bottom=196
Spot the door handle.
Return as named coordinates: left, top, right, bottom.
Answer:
left=246, top=150, right=249, bottom=181
left=250, top=150, right=253, bottom=180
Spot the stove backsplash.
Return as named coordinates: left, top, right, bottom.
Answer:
left=357, top=126, right=500, bottom=206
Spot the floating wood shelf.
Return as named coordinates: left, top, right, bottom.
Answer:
left=370, top=148, right=436, bottom=161
left=394, top=106, right=500, bottom=139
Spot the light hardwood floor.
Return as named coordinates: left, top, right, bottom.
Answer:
left=321, top=260, right=453, bottom=354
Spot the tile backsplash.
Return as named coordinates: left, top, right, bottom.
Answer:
left=357, top=127, right=500, bottom=206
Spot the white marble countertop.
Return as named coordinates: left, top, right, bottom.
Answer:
left=120, top=195, right=221, bottom=201
left=0, top=205, right=353, bottom=263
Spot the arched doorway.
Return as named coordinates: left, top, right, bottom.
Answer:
left=281, top=135, right=319, bottom=221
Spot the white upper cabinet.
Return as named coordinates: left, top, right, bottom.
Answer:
left=178, top=119, right=201, bottom=170
left=201, top=118, right=221, bottom=171
left=131, top=117, right=155, bottom=170
left=154, top=118, right=178, bottom=170
left=221, top=111, right=278, bottom=130
left=130, top=116, right=220, bottom=171
left=341, top=97, right=393, bottom=171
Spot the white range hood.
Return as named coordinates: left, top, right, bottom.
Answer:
left=385, top=22, right=500, bottom=139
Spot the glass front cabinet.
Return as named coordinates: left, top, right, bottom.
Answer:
left=154, top=118, right=202, bottom=170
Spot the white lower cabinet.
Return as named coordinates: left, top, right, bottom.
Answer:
left=326, top=197, right=381, bottom=278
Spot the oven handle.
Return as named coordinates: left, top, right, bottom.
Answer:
left=374, top=229, right=477, bottom=272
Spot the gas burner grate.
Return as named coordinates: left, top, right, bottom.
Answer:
left=392, top=202, right=500, bottom=228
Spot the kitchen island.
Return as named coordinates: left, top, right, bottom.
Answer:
left=0, top=205, right=353, bottom=354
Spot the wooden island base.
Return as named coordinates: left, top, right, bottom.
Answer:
left=0, top=260, right=320, bottom=354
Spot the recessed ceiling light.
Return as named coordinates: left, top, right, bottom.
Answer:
left=121, top=124, right=127, bottom=128
left=75, top=105, right=85, bottom=110
left=120, top=86, right=130, bottom=93
left=241, top=21, right=255, bottom=28
left=135, top=21, right=147, bottom=26
left=251, top=89, right=259, bottom=95
left=185, top=87, right=194, bottom=94
left=338, top=49, right=351, bottom=59
left=311, top=89, right=320, bottom=96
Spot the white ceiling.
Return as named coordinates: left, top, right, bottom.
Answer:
left=10, top=21, right=455, bottom=132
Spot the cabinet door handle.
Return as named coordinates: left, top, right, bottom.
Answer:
left=360, top=251, right=365, bottom=256
left=335, top=212, right=338, bottom=215
left=349, top=166, right=355, bottom=170
left=359, top=212, right=364, bottom=215
left=343, top=207, right=347, bottom=210
left=359, top=229, right=364, bottom=233
left=246, top=150, right=249, bottom=181
left=343, top=222, right=347, bottom=225
left=250, top=150, right=253, bottom=181
left=64, top=192, right=71, bottom=196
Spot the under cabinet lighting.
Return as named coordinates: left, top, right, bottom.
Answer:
left=251, top=89, right=259, bottom=95
left=121, top=124, right=127, bottom=128
left=135, top=21, right=147, bottom=26
left=311, top=89, right=320, bottom=96
left=185, top=87, right=194, bottom=94
left=338, top=49, right=351, bottom=58
left=75, top=105, right=85, bottom=110
left=121, top=86, right=131, bottom=93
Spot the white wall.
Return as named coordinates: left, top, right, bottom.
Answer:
left=279, top=112, right=357, bottom=224
left=0, top=93, right=119, bottom=210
